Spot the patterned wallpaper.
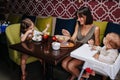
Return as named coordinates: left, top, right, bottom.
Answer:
left=8, top=0, right=120, bottom=23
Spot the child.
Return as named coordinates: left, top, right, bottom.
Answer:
left=93, top=32, right=120, bottom=64
left=82, top=32, right=120, bottom=80
left=20, top=18, right=49, bottom=80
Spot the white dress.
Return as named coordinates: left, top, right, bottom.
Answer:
left=96, top=46, right=118, bottom=64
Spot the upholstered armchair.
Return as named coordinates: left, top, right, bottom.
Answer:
left=5, top=24, right=38, bottom=65
left=36, top=16, right=54, bottom=36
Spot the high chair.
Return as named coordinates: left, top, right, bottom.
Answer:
left=70, top=44, right=120, bottom=80
left=78, top=53, right=120, bottom=80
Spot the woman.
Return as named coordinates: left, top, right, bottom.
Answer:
left=62, top=6, right=100, bottom=80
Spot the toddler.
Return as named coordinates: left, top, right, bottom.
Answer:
left=82, top=32, right=120, bottom=80
left=20, top=18, right=50, bottom=80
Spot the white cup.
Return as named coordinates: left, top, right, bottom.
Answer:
left=52, top=42, right=60, bottom=50
left=33, top=34, right=42, bottom=41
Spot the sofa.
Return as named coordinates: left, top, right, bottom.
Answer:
left=5, top=14, right=120, bottom=65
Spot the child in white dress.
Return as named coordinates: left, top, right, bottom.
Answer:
left=20, top=18, right=50, bottom=80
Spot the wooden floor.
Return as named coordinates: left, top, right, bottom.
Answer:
left=0, top=59, right=101, bottom=80
left=0, top=44, right=120, bottom=80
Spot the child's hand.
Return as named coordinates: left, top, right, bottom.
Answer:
left=93, top=53, right=99, bottom=59
left=62, top=29, right=71, bottom=37
left=42, top=24, right=50, bottom=33
left=27, top=29, right=34, bottom=38
left=46, top=24, right=50, bottom=28
left=91, top=46, right=97, bottom=50
left=27, top=29, right=33, bottom=34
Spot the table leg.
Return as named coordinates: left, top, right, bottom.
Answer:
left=42, top=60, right=46, bottom=80
left=42, top=61, right=54, bottom=80
left=46, top=63, right=54, bottom=80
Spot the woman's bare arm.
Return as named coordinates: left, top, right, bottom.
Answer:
left=70, top=23, right=79, bottom=41
left=94, top=26, right=100, bottom=46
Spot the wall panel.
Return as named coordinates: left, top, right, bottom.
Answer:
left=9, top=0, right=120, bottom=23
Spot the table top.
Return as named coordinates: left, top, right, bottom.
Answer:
left=9, top=37, right=82, bottom=65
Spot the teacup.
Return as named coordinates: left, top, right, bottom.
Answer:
left=52, top=42, right=60, bottom=50
left=32, top=34, right=42, bottom=41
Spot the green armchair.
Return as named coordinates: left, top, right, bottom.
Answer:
left=5, top=24, right=38, bottom=65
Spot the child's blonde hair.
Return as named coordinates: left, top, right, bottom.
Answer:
left=108, top=32, right=120, bottom=49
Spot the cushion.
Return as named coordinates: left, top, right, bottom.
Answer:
left=93, top=21, right=108, bottom=44
left=35, top=16, right=53, bottom=35
left=7, top=14, right=21, bottom=24
left=104, top=22, right=120, bottom=36
left=21, top=15, right=36, bottom=23
left=54, top=18, right=76, bottom=36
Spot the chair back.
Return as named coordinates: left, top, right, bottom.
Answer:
left=6, top=24, right=21, bottom=44
left=5, top=24, right=21, bottom=65
left=5, top=24, right=38, bottom=65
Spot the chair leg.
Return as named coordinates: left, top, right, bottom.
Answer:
left=78, top=69, right=84, bottom=80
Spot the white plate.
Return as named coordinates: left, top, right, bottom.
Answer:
left=55, top=35, right=70, bottom=43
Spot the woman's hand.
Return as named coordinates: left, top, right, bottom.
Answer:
left=88, top=39, right=94, bottom=47
left=62, top=29, right=71, bottom=37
